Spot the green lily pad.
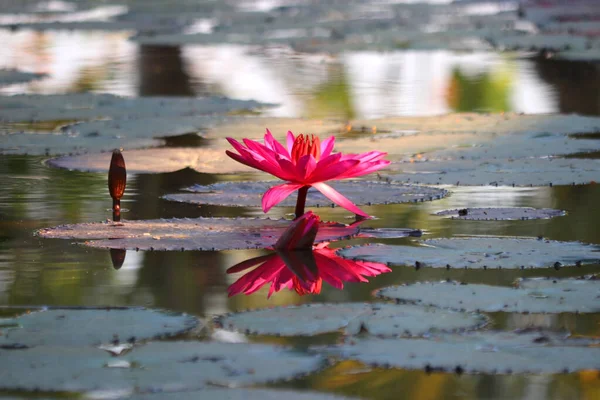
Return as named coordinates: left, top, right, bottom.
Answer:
left=129, top=388, right=358, bottom=400
left=322, top=331, right=600, bottom=374
left=0, top=307, right=199, bottom=347
left=0, top=341, right=324, bottom=392
left=217, top=303, right=486, bottom=337
left=164, top=181, right=448, bottom=208
left=338, top=237, right=600, bottom=269
left=36, top=217, right=360, bottom=251
left=376, top=277, right=600, bottom=313
left=434, top=207, right=566, bottom=221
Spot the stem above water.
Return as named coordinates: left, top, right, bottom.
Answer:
left=294, top=186, right=310, bottom=219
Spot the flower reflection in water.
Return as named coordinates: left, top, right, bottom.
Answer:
left=227, top=212, right=390, bottom=297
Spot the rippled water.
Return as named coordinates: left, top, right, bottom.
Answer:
left=0, top=27, right=599, bottom=400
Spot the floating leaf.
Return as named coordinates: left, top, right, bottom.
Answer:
left=48, top=147, right=253, bottom=174
left=338, top=237, right=600, bottom=269
left=0, top=69, right=45, bottom=86
left=217, top=303, right=486, bottom=337
left=0, top=94, right=269, bottom=155
left=434, top=207, right=565, bottom=221
left=164, top=181, right=448, bottom=208
left=36, top=218, right=360, bottom=251
left=388, top=158, right=600, bottom=186
left=322, top=331, right=600, bottom=374
left=0, top=341, right=324, bottom=392
left=0, top=307, right=199, bottom=347
left=376, top=277, right=600, bottom=313
left=129, top=388, right=358, bottom=400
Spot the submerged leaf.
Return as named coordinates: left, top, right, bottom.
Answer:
left=218, top=303, right=486, bottom=337
left=36, top=217, right=360, bottom=251
left=339, top=237, right=600, bottom=269
left=164, top=181, right=448, bottom=208
left=376, top=277, right=600, bottom=313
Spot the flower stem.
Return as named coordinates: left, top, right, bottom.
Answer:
left=294, top=186, right=309, bottom=219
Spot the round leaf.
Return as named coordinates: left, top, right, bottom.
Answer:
left=338, top=237, right=600, bottom=269
left=218, top=303, right=486, bottom=337
left=37, top=217, right=360, bottom=251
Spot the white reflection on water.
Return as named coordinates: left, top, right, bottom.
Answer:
left=184, top=46, right=559, bottom=118
left=0, top=30, right=136, bottom=96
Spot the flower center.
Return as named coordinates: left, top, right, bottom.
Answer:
left=291, top=134, right=321, bottom=163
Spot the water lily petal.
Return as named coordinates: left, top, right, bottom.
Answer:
left=311, top=182, right=369, bottom=217
left=339, top=159, right=391, bottom=179
left=286, top=131, right=295, bottom=154
left=309, top=159, right=360, bottom=183
left=296, top=154, right=317, bottom=179
left=320, top=136, right=335, bottom=158
left=262, top=183, right=305, bottom=213
left=265, top=129, right=290, bottom=158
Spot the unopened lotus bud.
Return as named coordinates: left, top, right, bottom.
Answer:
left=108, top=149, right=126, bottom=222
left=110, top=249, right=126, bottom=270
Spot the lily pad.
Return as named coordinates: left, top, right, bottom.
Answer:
left=47, top=147, right=253, bottom=174
left=0, top=94, right=266, bottom=123
left=0, top=94, right=269, bottom=155
left=164, top=181, right=448, bottom=208
left=0, top=341, right=324, bottom=393
left=338, top=237, right=600, bottom=269
left=388, top=158, right=600, bottom=186
left=217, top=303, right=486, bottom=337
left=36, top=217, right=360, bottom=251
left=434, top=207, right=566, bottom=221
left=0, top=307, right=199, bottom=347
left=322, top=331, right=600, bottom=374
left=376, top=277, right=600, bottom=313
left=130, top=388, right=358, bottom=400
left=0, top=69, right=46, bottom=86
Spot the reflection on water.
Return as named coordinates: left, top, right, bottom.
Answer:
left=227, top=243, right=391, bottom=298
left=1, top=29, right=599, bottom=116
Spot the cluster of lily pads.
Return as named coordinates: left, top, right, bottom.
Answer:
left=0, top=79, right=597, bottom=397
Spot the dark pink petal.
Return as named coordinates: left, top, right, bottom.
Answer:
left=286, top=131, right=295, bottom=154
left=338, top=160, right=391, bottom=179
left=274, top=157, right=303, bottom=181
left=226, top=150, right=264, bottom=171
left=320, top=136, right=335, bottom=158
left=296, top=154, right=317, bottom=179
left=311, top=182, right=369, bottom=217
left=262, top=183, right=304, bottom=213
left=265, top=129, right=290, bottom=158
left=308, top=159, right=360, bottom=183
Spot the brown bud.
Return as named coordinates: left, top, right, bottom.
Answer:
left=110, top=249, right=127, bottom=270
left=108, top=149, right=126, bottom=222
left=108, top=149, right=126, bottom=200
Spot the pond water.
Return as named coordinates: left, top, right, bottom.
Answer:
left=0, top=26, right=599, bottom=400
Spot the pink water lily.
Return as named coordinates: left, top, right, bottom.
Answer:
left=226, top=129, right=390, bottom=217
